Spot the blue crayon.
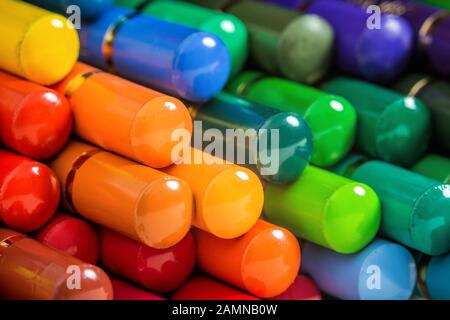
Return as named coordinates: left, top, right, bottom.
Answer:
left=302, top=240, right=417, bottom=300
left=79, top=7, right=230, bottom=102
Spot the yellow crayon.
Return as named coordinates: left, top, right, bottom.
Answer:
left=0, top=0, right=79, bottom=85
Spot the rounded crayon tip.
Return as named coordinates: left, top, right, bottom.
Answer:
left=135, top=177, right=193, bottom=249
left=131, top=95, right=193, bottom=168
left=200, top=14, right=248, bottom=76
left=36, top=213, right=99, bottom=264
left=260, top=112, right=313, bottom=183
left=411, top=184, right=450, bottom=256
left=202, top=167, right=263, bottom=239
left=241, top=224, right=300, bottom=298
left=278, top=14, right=333, bottom=84
left=0, top=160, right=60, bottom=232
left=323, top=182, right=381, bottom=254
left=54, top=264, right=113, bottom=300
left=20, top=13, right=79, bottom=85
left=306, top=94, right=357, bottom=166
left=172, top=32, right=231, bottom=102
left=374, top=97, right=431, bottom=166
left=8, top=90, right=72, bottom=160
left=358, top=15, right=413, bottom=82
left=357, top=241, right=417, bottom=300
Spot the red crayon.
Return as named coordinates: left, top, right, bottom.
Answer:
left=270, top=275, right=322, bottom=300
left=0, top=71, right=72, bottom=159
left=36, top=213, right=99, bottom=264
left=112, top=279, right=165, bottom=300
left=0, top=228, right=113, bottom=300
left=100, top=228, right=196, bottom=293
left=0, top=149, right=59, bottom=232
left=172, top=276, right=259, bottom=300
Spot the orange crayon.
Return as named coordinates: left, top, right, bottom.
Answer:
left=195, top=220, right=300, bottom=298
left=162, top=148, right=264, bottom=239
left=50, top=140, right=193, bottom=249
left=0, top=228, right=113, bottom=300
left=53, top=62, right=192, bottom=168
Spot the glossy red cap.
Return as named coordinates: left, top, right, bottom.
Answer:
left=0, top=71, right=72, bottom=159
left=36, top=213, right=99, bottom=264
left=0, top=150, right=59, bottom=231
left=100, top=228, right=196, bottom=293
left=112, top=279, right=165, bottom=300
left=172, top=276, right=259, bottom=300
left=270, top=275, right=322, bottom=300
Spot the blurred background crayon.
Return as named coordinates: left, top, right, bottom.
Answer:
left=190, top=0, right=334, bottom=84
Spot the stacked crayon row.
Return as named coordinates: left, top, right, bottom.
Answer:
left=0, top=0, right=448, bottom=300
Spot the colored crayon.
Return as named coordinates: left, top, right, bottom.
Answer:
left=79, top=7, right=230, bottom=102
left=112, top=279, right=165, bottom=300
left=162, top=148, right=264, bottom=239
left=264, top=0, right=414, bottom=82
left=54, top=62, right=192, bottom=169
left=322, top=77, right=431, bottom=166
left=189, top=0, right=334, bottom=84
left=343, top=0, right=450, bottom=78
left=100, top=228, right=196, bottom=293
left=50, top=141, right=193, bottom=249
left=393, top=73, right=450, bottom=153
left=195, top=220, right=300, bottom=298
left=115, top=0, right=248, bottom=77
left=0, top=0, right=79, bottom=85
left=227, top=71, right=357, bottom=167
left=0, top=228, right=113, bottom=300
left=172, top=276, right=259, bottom=300
left=36, top=213, right=99, bottom=264
left=190, top=92, right=313, bottom=183
left=264, top=165, right=381, bottom=254
left=338, top=158, right=450, bottom=255
left=411, top=154, right=450, bottom=183
left=302, top=240, right=417, bottom=300
left=0, top=150, right=60, bottom=232
left=0, top=71, right=72, bottom=160
left=25, top=0, right=113, bottom=20
left=417, top=253, right=450, bottom=300
left=270, top=275, right=322, bottom=300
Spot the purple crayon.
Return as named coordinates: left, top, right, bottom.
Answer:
left=342, top=0, right=450, bottom=78
left=264, top=0, right=414, bottom=82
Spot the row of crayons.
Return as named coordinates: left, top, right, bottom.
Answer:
left=0, top=0, right=449, bottom=300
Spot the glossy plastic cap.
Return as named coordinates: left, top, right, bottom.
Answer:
left=279, top=14, right=333, bottom=84
left=172, top=31, right=231, bottom=101
left=202, top=166, right=263, bottom=239
left=260, top=112, right=313, bottom=183
left=15, top=5, right=79, bottom=84
left=0, top=155, right=60, bottom=232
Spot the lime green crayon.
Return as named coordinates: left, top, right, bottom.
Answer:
left=265, top=165, right=381, bottom=254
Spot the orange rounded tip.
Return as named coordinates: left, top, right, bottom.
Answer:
left=136, top=176, right=193, bottom=249
left=196, top=220, right=301, bottom=298
left=131, top=95, right=193, bottom=168
left=240, top=221, right=301, bottom=298
left=201, top=166, right=264, bottom=239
